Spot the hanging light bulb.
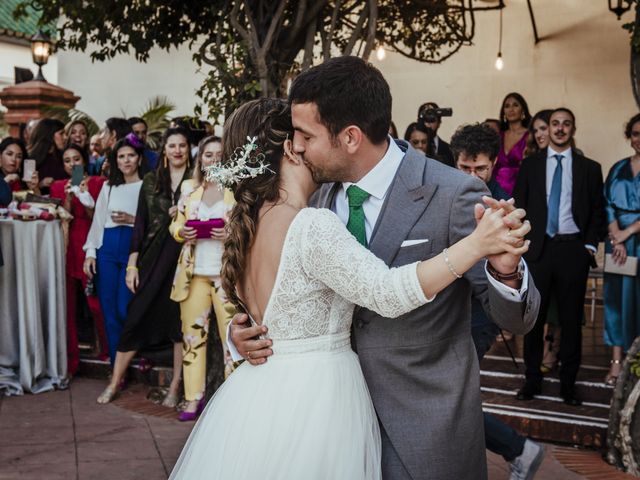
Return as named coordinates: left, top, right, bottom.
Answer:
left=376, top=45, right=386, bottom=61
left=495, top=52, right=504, bottom=71
left=494, top=5, right=504, bottom=71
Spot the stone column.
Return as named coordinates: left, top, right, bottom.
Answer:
left=0, top=80, right=80, bottom=138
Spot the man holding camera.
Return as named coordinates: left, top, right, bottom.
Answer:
left=418, top=102, right=455, bottom=167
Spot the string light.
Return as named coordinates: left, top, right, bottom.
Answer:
left=376, top=45, right=386, bottom=61
left=494, top=6, right=504, bottom=71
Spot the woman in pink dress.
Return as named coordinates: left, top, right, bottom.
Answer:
left=494, top=93, right=532, bottom=196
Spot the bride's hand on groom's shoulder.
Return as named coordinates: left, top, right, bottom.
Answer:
left=230, top=313, right=273, bottom=365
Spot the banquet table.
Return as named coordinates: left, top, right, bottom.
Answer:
left=0, top=218, right=68, bottom=395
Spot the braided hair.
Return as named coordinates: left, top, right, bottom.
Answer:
left=220, top=98, right=292, bottom=310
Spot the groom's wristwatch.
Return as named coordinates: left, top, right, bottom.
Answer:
left=487, top=262, right=524, bottom=281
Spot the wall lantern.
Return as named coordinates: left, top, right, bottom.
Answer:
left=608, top=0, right=632, bottom=19
left=30, top=30, right=52, bottom=82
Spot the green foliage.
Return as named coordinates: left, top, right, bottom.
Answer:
left=39, top=96, right=174, bottom=148
left=140, top=96, right=175, bottom=150
left=39, top=106, right=100, bottom=136
left=15, top=1, right=500, bottom=122
left=623, top=0, right=640, bottom=53
left=630, top=352, right=640, bottom=378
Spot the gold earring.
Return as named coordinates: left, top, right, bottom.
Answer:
left=163, top=155, right=168, bottom=168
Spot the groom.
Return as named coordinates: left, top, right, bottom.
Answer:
left=230, top=57, right=540, bottom=480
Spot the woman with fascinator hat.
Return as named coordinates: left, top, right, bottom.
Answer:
left=169, top=98, right=530, bottom=479
left=96, top=127, right=193, bottom=406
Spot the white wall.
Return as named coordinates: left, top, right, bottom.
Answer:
left=372, top=0, right=636, bottom=173
left=0, top=41, right=58, bottom=87
left=56, top=44, right=207, bottom=125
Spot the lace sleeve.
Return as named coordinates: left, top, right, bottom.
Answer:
left=296, top=208, right=431, bottom=318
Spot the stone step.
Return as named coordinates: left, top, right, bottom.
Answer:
left=481, top=355, right=611, bottom=448
left=78, top=356, right=174, bottom=387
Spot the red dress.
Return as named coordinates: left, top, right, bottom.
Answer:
left=50, top=176, right=108, bottom=373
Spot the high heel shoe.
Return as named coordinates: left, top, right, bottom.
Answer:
left=97, top=385, right=120, bottom=404
left=605, top=359, right=622, bottom=386
left=178, top=397, right=206, bottom=422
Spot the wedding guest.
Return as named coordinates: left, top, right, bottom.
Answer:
left=403, top=122, right=432, bottom=155
left=65, top=120, right=90, bottom=151
left=417, top=101, right=455, bottom=166
left=83, top=135, right=144, bottom=364
left=494, top=93, right=532, bottom=195
left=0, top=174, right=11, bottom=208
left=451, top=123, right=544, bottom=479
left=523, top=109, right=561, bottom=373
left=0, top=137, right=39, bottom=193
left=0, top=175, right=9, bottom=266
left=603, top=113, right=640, bottom=385
left=51, top=145, right=108, bottom=374
left=28, top=118, right=66, bottom=192
left=525, top=110, right=552, bottom=157
left=94, top=117, right=134, bottom=176
left=21, top=118, right=39, bottom=147
left=514, top=108, right=605, bottom=406
left=88, top=134, right=104, bottom=175
left=128, top=116, right=159, bottom=170
left=389, top=121, right=399, bottom=138
left=170, top=136, right=235, bottom=420
left=97, top=128, right=192, bottom=407
left=483, top=118, right=501, bottom=134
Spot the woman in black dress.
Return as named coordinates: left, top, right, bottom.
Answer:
left=97, top=127, right=193, bottom=406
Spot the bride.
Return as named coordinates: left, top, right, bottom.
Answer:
left=169, top=98, right=530, bottom=479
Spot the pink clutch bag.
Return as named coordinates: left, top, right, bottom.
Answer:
left=185, top=218, right=226, bottom=239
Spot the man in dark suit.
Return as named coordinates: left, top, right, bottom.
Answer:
left=513, top=107, right=606, bottom=405
left=418, top=102, right=455, bottom=167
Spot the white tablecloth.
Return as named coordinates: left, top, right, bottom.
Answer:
left=0, top=219, right=68, bottom=395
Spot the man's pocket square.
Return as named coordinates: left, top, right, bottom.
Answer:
left=400, top=239, right=430, bottom=247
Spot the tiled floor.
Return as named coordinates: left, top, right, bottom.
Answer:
left=0, top=377, right=596, bottom=480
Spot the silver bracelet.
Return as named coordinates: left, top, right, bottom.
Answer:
left=443, top=248, right=462, bottom=279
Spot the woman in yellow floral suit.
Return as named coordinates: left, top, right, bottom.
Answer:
left=170, top=136, right=235, bottom=421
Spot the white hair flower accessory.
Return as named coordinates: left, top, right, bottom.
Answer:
left=204, top=136, right=272, bottom=189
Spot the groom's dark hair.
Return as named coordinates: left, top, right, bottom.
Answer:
left=289, top=56, right=391, bottom=145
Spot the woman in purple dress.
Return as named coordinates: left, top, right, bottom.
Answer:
left=494, top=93, right=532, bottom=196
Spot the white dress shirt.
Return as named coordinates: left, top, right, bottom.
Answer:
left=546, top=147, right=595, bottom=251
left=83, top=180, right=143, bottom=259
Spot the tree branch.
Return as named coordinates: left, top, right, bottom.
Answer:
left=361, top=0, right=378, bottom=60
left=324, top=0, right=343, bottom=60
left=301, top=18, right=316, bottom=69
left=260, top=0, right=288, bottom=55
left=343, top=3, right=368, bottom=56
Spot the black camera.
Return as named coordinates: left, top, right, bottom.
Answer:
left=419, top=107, right=453, bottom=124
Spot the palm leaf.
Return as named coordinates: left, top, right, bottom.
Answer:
left=39, top=106, right=100, bottom=136
left=139, top=96, right=175, bottom=150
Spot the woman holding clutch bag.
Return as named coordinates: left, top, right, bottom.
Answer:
left=96, top=127, right=192, bottom=405
left=169, top=136, right=235, bottom=421
left=603, top=113, right=640, bottom=385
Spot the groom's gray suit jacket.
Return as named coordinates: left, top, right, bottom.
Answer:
left=314, top=141, right=540, bottom=480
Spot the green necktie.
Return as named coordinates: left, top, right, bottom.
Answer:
left=346, top=185, right=370, bottom=247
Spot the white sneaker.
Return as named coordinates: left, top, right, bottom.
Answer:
left=509, top=439, right=545, bottom=480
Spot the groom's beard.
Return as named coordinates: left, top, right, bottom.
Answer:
left=302, top=157, right=351, bottom=185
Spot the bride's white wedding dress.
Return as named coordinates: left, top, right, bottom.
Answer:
left=170, top=208, right=430, bottom=480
